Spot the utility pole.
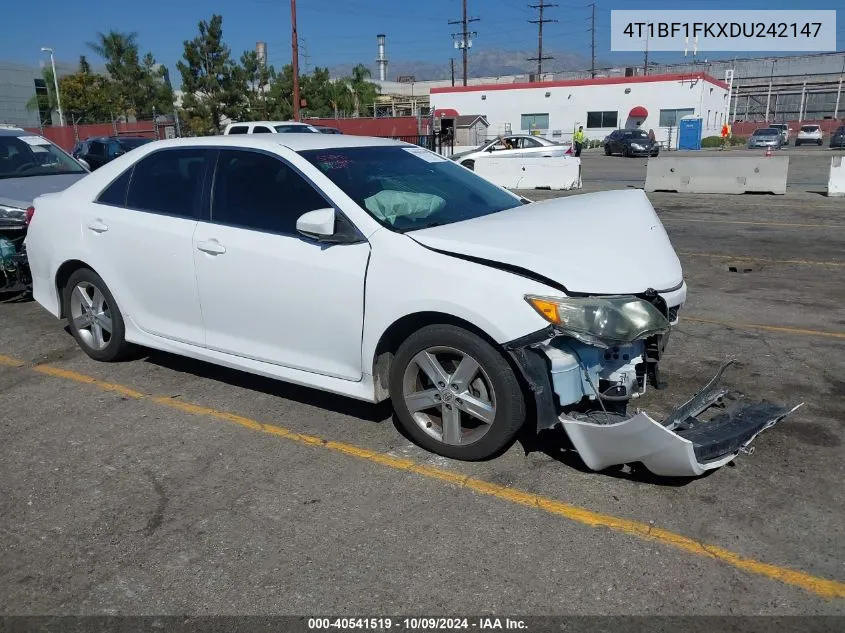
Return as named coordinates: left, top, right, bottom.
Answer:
left=643, top=28, right=649, bottom=76
left=291, top=0, right=300, bottom=121
left=589, top=3, right=596, bottom=78
left=450, top=58, right=455, bottom=87
left=528, top=2, right=557, bottom=78
left=449, top=0, right=479, bottom=86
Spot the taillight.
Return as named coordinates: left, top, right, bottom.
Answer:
left=25, top=206, right=35, bottom=226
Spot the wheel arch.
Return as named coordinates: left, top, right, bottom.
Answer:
left=370, top=311, right=503, bottom=401
left=55, top=259, right=97, bottom=318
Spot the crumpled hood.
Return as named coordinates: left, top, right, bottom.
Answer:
left=0, top=174, right=86, bottom=210
left=409, top=189, right=683, bottom=294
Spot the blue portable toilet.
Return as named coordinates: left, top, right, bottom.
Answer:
left=678, top=116, right=702, bottom=150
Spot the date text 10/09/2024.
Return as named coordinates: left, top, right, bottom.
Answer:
left=307, top=618, right=528, bottom=630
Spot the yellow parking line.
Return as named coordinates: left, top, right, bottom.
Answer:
left=0, top=354, right=26, bottom=367
left=679, top=251, right=845, bottom=267
left=3, top=353, right=842, bottom=600
left=684, top=317, right=845, bottom=340
left=661, top=217, right=845, bottom=229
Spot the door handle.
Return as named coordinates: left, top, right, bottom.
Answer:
left=197, top=240, right=226, bottom=255
left=86, top=219, right=108, bottom=233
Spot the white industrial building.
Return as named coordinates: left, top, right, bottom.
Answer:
left=429, top=72, right=730, bottom=146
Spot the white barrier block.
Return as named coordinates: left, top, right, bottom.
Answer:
left=828, top=155, right=845, bottom=197
left=645, top=156, right=789, bottom=195
left=474, top=156, right=582, bottom=190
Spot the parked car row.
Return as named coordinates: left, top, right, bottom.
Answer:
left=19, top=131, right=796, bottom=476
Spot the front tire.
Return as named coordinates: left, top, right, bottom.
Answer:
left=389, top=324, right=526, bottom=461
left=622, top=145, right=629, bottom=157
left=64, top=268, right=130, bottom=362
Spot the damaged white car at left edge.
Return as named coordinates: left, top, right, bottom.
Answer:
left=24, top=135, right=798, bottom=477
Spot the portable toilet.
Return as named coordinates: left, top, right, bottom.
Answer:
left=678, top=116, right=703, bottom=150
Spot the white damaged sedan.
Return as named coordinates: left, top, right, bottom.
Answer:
left=25, top=135, right=796, bottom=476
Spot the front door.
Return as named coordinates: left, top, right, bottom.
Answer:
left=192, top=148, right=370, bottom=380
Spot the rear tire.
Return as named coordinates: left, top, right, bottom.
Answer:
left=64, top=268, right=130, bottom=362
left=604, top=145, right=611, bottom=156
left=818, top=139, right=823, bottom=146
left=389, top=324, right=526, bottom=461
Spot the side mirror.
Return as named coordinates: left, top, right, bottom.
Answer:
left=296, top=208, right=362, bottom=244
left=297, top=207, right=336, bottom=240
left=114, top=149, right=125, bottom=157
left=77, top=158, right=91, bottom=171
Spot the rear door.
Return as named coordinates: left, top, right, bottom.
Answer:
left=86, top=148, right=209, bottom=345
left=192, top=148, right=370, bottom=380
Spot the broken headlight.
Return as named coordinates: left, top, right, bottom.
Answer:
left=525, top=295, right=670, bottom=347
left=0, top=205, right=27, bottom=224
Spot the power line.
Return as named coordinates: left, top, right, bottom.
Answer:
left=527, top=2, right=557, bottom=78
left=448, top=0, right=479, bottom=86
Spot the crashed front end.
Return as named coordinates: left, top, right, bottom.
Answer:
left=507, top=291, right=798, bottom=477
left=0, top=210, right=31, bottom=294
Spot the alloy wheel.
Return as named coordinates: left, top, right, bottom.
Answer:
left=69, top=281, right=113, bottom=351
left=402, top=346, right=497, bottom=446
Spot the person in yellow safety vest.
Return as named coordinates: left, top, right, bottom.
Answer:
left=720, top=122, right=729, bottom=150
left=573, top=126, right=585, bottom=157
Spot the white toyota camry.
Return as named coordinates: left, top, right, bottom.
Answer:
left=25, top=135, right=795, bottom=476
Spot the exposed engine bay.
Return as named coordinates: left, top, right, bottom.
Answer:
left=0, top=225, right=30, bottom=295
left=508, top=290, right=799, bottom=477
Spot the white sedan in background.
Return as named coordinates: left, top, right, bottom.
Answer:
left=25, top=135, right=795, bottom=476
left=450, top=134, right=572, bottom=170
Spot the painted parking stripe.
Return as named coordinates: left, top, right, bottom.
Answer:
left=684, top=317, right=845, bottom=340
left=660, top=217, right=845, bottom=229
left=0, top=354, right=840, bottom=600
left=679, top=251, right=845, bottom=268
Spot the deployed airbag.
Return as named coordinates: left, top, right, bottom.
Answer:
left=364, top=190, right=445, bottom=225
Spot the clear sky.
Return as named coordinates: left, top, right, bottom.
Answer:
left=2, top=0, right=843, bottom=81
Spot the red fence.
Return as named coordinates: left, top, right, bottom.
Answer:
left=304, top=117, right=425, bottom=137
left=731, top=118, right=844, bottom=137
left=24, top=121, right=168, bottom=152
left=30, top=117, right=426, bottom=152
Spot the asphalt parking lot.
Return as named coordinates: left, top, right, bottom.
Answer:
left=1, top=150, right=844, bottom=617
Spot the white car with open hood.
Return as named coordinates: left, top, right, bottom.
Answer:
left=24, top=135, right=796, bottom=477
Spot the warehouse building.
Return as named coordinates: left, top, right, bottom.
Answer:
left=429, top=72, right=730, bottom=146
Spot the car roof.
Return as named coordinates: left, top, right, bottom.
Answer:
left=131, top=135, right=408, bottom=152
left=228, top=121, right=312, bottom=127
left=0, top=128, right=30, bottom=137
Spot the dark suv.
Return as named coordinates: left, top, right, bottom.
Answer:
left=603, top=129, right=659, bottom=157
left=830, top=126, right=845, bottom=149
left=72, top=136, right=153, bottom=170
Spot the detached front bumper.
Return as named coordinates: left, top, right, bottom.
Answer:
left=559, top=361, right=801, bottom=477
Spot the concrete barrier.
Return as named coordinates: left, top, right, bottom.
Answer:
left=645, top=156, right=789, bottom=195
left=828, top=155, right=845, bottom=197
left=474, top=156, right=582, bottom=190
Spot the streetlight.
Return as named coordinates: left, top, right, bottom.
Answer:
left=40, top=47, right=64, bottom=126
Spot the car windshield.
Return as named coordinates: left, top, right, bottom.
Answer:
left=300, top=145, right=522, bottom=232
left=275, top=125, right=318, bottom=133
left=753, top=129, right=779, bottom=136
left=0, top=135, right=86, bottom=179
left=836, top=127, right=845, bottom=134
left=801, top=126, right=819, bottom=132
left=118, top=137, right=152, bottom=150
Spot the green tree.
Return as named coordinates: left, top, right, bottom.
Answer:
left=348, top=63, right=380, bottom=117
left=60, top=56, right=114, bottom=124
left=139, top=52, right=175, bottom=119
left=234, top=49, right=275, bottom=121
left=87, top=30, right=142, bottom=116
left=177, top=14, right=241, bottom=135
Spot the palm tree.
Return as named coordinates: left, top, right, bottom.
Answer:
left=87, top=31, right=140, bottom=117
left=348, top=63, right=379, bottom=117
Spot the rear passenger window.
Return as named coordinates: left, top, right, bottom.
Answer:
left=211, top=149, right=328, bottom=235
left=96, top=168, right=133, bottom=207
left=252, top=126, right=272, bottom=133
left=126, top=149, right=208, bottom=218
left=227, top=126, right=248, bottom=134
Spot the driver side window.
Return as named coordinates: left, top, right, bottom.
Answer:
left=211, top=149, right=329, bottom=236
